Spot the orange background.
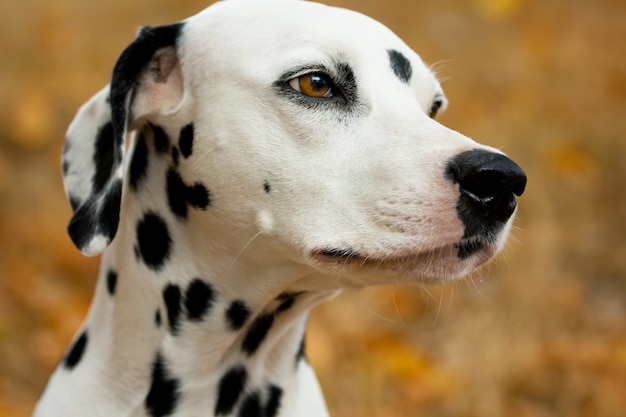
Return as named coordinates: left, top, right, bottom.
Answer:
left=1, top=0, right=625, bottom=416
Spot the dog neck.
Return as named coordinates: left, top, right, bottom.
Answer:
left=97, top=234, right=335, bottom=416
left=36, top=139, right=338, bottom=417
left=100, top=207, right=335, bottom=415
left=37, top=225, right=336, bottom=416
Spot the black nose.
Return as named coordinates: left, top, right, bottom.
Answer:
left=446, top=149, right=527, bottom=224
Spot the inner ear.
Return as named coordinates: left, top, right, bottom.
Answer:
left=131, top=46, right=185, bottom=125
left=151, top=47, right=179, bottom=82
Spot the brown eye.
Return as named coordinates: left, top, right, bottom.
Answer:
left=429, top=100, right=442, bottom=119
left=289, top=73, right=334, bottom=98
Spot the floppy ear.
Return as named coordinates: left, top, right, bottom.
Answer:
left=62, top=22, right=184, bottom=256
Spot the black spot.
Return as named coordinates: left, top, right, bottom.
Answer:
left=92, top=122, right=115, bottom=194
left=187, top=182, right=210, bottom=209
left=99, top=179, right=123, bottom=243
left=276, top=296, right=295, bottom=314
left=64, top=330, right=88, bottom=370
left=155, top=309, right=162, bottom=327
left=226, top=300, right=251, bottom=330
left=265, top=385, right=283, bottom=417
left=167, top=168, right=211, bottom=219
left=171, top=147, right=180, bottom=168
left=263, top=180, right=271, bottom=194
left=152, top=125, right=171, bottom=153
left=215, top=366, right=248, bottom=415
left=106, top=269, right=118, bottom=296
left=276, top=292, right=303, bottom=314
left=145, top=353, right=180, bottom=417
left=130, top=132, right=149, bottom=190
left=178, top=124, right=194, bottom=159
left=163, top=285, right=182, bottom=335
left=295, top=332, right=307, bottom=365
left=185, top=279, right=215, bottom=321
left=167, top=169, right=189, bottom=218
left=238, top=391, right=262, bottom=417
left=237, top=385, right=283, bottom=417
left=242, top=314, right=274, bottom=356
left=388, top=49, right=413, bottom=84
left=66, top=200, right=98, bottom=251
left=136, top=212, right=172, bottom=270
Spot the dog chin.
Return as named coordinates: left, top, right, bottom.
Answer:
left=310, top=239, right=501, bottom=284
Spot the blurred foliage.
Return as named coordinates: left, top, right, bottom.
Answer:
left=1, top=0, right=625, bottom=416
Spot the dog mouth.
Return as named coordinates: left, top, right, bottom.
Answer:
left=314, top=238, right=487, bottom=262
left=311, top=236, right=497, bottom=279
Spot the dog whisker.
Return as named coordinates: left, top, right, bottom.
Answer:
left=229, top=230, right=264, bottom=271
left=391, top=283, right=406, bottom=326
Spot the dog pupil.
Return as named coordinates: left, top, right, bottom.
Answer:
left=310, top=75, right=325, bottom=89
left=305, top=74, right=329, bottom=95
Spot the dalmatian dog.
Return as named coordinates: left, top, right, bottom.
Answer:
left=34, top=0, right=526, bottom=416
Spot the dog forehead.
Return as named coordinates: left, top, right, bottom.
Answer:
left=181, top=0, right=423, bottom=74
left=188, top=0, right=394, bottom=40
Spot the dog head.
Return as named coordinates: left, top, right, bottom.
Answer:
left=62, top=0, right=525, bottom=287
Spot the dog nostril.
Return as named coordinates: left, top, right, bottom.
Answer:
left=446, top=149, right=527, bottom=222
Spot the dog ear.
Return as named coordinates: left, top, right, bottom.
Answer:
left=62, top=23, right=184, bottom=256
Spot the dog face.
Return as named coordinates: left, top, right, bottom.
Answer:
left=62, top=0, right=525, bottom=288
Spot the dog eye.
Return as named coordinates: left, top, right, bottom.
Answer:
left=288, top=73, right=334, bottom=98
left=429, top=100, right=442, bottom=119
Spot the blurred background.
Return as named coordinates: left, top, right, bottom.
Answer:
left=1, top=0, right=625, bottom=416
